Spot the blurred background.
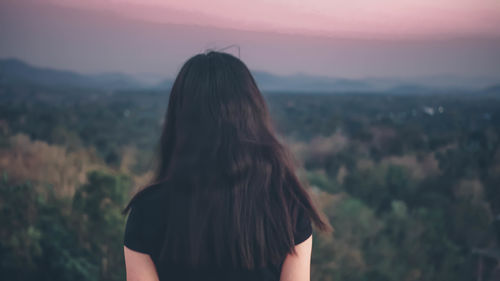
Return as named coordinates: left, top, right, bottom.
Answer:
left=1, top=0, right=499, bottom=280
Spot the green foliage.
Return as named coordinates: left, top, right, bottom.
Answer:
left=0, top=175, right=95, bottom=280
left=72, top=170, right=132, bottom=281
left=342, top=165, right=416, bottom=213
left=1, top=84, right=499, bottom=280
left=0, top=170, right=131, bottom=281
left=306, top=171, right=340, bottom=193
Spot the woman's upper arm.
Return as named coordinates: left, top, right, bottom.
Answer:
left=123, top=200, right=159, bottom=281
left=279, top=234, right=313, bottom=281
left=124, top=245, right=159, bottom=281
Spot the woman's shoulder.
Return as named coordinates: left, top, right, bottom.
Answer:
left=125, top=181, right=170, bottom=232
left=124, top=181, right=170, bottom=254
left=293, top=204, right=313, bottom=245
left=128, top=181, right=169, bottom=212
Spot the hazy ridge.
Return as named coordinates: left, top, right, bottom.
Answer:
left=1, top=58, right=499, bottom=94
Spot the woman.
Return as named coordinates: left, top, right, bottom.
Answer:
left=122, top=50, right=332, bottom=281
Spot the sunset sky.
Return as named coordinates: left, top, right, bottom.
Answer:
left=1, top=0, right=499, bottom=83
left=55, top=0, right=500, bottom=38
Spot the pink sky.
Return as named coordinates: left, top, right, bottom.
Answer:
left=54, top=0, right=500, bottom=38
left=1, top=0, right=499, bottom=81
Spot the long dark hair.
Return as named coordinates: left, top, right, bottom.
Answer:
left=123, top=50, right=331, bottom=269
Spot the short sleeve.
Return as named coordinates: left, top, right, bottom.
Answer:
left=124, top=202, right=152, bottom=254
left=294, top=207, right=313, bottom=245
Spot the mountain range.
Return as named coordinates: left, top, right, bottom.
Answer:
left=0, top=58, right=498, bottom=94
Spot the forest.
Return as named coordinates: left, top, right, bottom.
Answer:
left=0, top=81, right=499, bottom=281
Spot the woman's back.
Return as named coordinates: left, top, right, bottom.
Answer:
left=123, top=181, right=313, bottom=281
left=122, top=50, right=331, bottom=280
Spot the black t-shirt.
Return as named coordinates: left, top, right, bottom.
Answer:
left=123, top=184, right=312, bottom=281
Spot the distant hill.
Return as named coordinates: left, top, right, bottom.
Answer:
left=482, top=84, right=500, bottom=95
left=0, top=58, right=145, bottom=90
left=1, top=58, right=498, bottom=94
left=0, top=58, right=384, bottom=92
left=252, top=71, right=377, bottom=93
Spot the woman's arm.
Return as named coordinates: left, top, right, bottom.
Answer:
left=279, top=234, right=313, bottom=281
left=124, top=246, right=160, bottom=281
left=124, top=235, right=312, bottom=281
